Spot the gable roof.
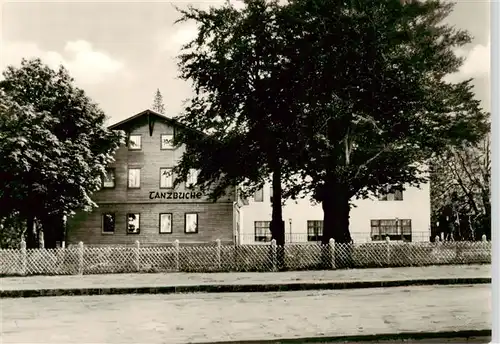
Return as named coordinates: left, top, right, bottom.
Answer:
left=108, top=109, right=209, bottom=140
left=108, top=109, right=180, bottom=130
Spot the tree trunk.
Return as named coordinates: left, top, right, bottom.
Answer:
left=25, top=215, right=38, bottom=249
left=270, top=167, right=285, bottom=270
left=40, top=214, right=64, bottom=249
left=320, top=179, right=353, bottom=268
left=321, top=181, right=352, bottom=244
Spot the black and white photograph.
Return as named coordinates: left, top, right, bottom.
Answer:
left=0, top=0, right=496, bottom=343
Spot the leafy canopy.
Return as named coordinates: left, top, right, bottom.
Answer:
left=431, top=136, right=491, bottom=238
left=0, top=58, right=124, bottom=219
left=279, top=0, right=489, bottom=203
left=172, top=0, right=489, bottom=225
left=173, top=0, right=306, bottom=201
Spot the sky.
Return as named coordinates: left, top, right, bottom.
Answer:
left=0, top=0, right=491, bottom=126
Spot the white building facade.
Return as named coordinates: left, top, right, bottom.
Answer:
left=237, top=182, right=431, bottom=245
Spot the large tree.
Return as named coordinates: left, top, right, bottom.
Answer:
left=173, top=0, right=489, bottom=250
left=173, top=0, right=304, bottom=251
left=279, top=0, right=489, bottom=244
left=0, top=59, right=124, bottom=248
left=431, top=136, right=491, bottom=240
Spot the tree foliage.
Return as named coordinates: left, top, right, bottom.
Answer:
left=274, top=0, right=489, bottom=243
left=0, top=211, right=25, bottom=249
left=173, top=0, right=305, bottom=248
left=172, top=0, right=489, bottom=246
left=152, top=88, right=166, bottom=114
left=431, top=136, right=491, bottom=240
left=0, top=59, right=124, bottom=248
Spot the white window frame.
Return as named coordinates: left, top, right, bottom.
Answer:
left=307, top=220, right=323, bottom=242
left=159, top=213, right=173, bottom=234
left=185, top=213, right=198, bottom=233
left=187, top=169, right=199, bottom=187
left=128, top=135, right=142, bottom=150
left=127, top=213, right=140, bottom=234
left=160, top=168, right=173, bottom=188
left=370, top=219, right=412, bottom=241
left=254, top=221, right=272, bottom=242
left=101, top=213, right=115, bottom=234
left=103, top=168, right=115, bottom=188
left=128, top=168, right=141, bottom=188
left=379, top=186, right=404, bottom=201
left=254, top=188, right=264, bottom=202
left=161, top=134, right=174, bottom=150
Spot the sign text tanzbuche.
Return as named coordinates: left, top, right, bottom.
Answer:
left=149, top=191, right=203, bottom=200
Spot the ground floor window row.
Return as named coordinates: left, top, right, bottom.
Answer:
left=254, top=219, right=413, bottom=242
left=102, top=212, right=199, bottom=235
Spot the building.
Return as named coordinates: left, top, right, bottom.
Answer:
left=66, top=109, right=430, bottom=246
left=67, top=110, right=236, bottom=246
left=237, top=180, right=431, bottom=245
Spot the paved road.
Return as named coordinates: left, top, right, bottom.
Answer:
left=0, top=264, right=490, bottom=291
left=1, top=284, right=490, bottom=344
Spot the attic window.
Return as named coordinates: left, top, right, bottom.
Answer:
left=128, top=135, right=142, bottom=150
left=161, top=134, right=174, bottom=150
left=379, top=185, right=404, bottom=201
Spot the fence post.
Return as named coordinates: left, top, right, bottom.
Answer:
left=77, top=241, right=84, bottom=275
left=20, top=239, right=27, bottom=276
left=481, top=235, right=490, bottom=263
left=134, top=240, right=140, bottom=272
left=329, top=238, right=336, bottom=270
left=216, top=239, right=222, bottom=270
left=39, top=231, right=44, bottom=249
left=271, top=239, right=277, bottom=272
left=385, top=236, right=391, bottom=266
left=174, top=240, right=180, bottom=272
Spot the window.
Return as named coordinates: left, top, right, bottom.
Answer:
left=128, top=135, right=142, bottom=150
left=160, top=168, right=173, bottom=188
left=127, top=213, right=140, bottom=234
left=254, top=188, right=264, bottom=202
left=187, top=169, right=198, bottom=187
left=159, top=213, right=172, bottom=234
left=307, top=220, right=323, bottom=241
left=102, top=168, right=115, bottom=188
left=254, top=221, right=272, bottom=242
left=371, top=219, right=412, bottom=241
left=161, top=134, right=174, bottom=150
left=102, top=213, right=115, bottom=234
left=379, top=185, right=404, bottom=201
left=128, top=168, right=141, bottom=188
left=185, top=213, right=198, bottom=233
